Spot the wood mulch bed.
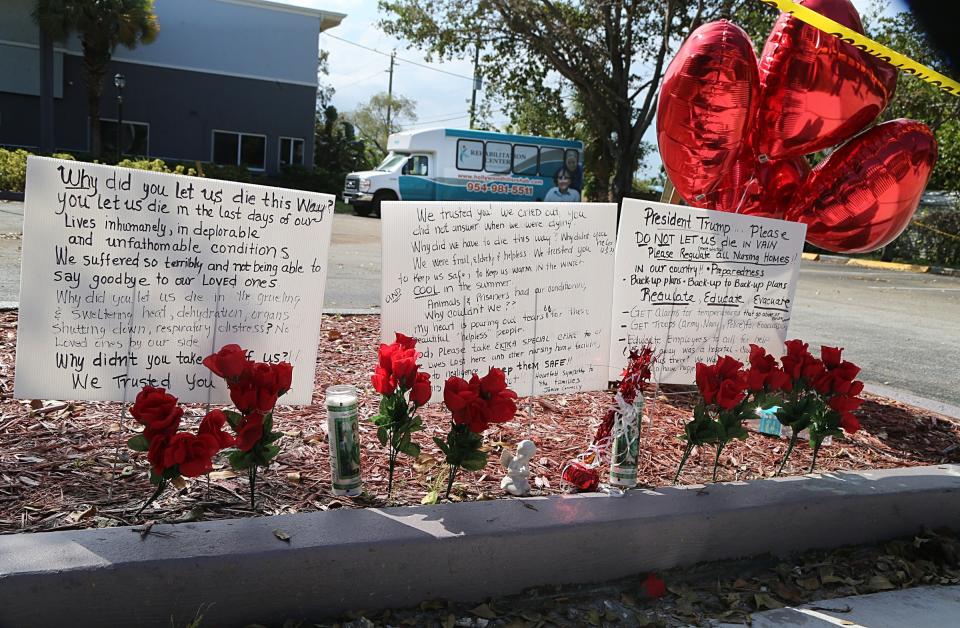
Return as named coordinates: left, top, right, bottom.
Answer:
left=1, top=311, right=958, bottom=534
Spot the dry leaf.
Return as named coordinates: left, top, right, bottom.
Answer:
left=209, top=470, right=238, bottom=480
left=328, top=329, right=343, bottom=341
left=106, top=422, right=121, bottom=434
left=754, top=593, right=784, bottom=610
left=29, top=399, right=43, bottom=410
left=470, top=604, right=498, bottom=620
left=170, top=476, right=188, bottom=490
left=273, top=529, right=291, bottom=543
left=286, top=472, right=302, bottom=484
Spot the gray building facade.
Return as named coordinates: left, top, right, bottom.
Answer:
left=0, top=0, right=345, bottom=174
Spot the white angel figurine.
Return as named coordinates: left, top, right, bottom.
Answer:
left=500, top=439, right=536, bottom=496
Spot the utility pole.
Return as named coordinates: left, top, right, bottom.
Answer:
left=469, top=37, right=480, bottom=129
left=385, top=51, right=395, bottom=145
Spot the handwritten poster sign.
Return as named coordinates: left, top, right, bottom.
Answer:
left=14, top=156, right=335, bottom=404
left=381, top=201, right=617, bottom=396
left=609, top=199, right=806, bottom=383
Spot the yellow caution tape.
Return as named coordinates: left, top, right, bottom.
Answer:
left=913, top=221, right=960, bottom=241
left=758, top=0, right=960, bottom=96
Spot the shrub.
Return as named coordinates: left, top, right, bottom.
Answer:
left=0, top=148, right=74, bottom=192
left=884, top=204, right=960, bottom=268
left=117, top=157, right=196, bottom=177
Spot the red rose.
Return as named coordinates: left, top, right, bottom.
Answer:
left=444, top=375, right=486, bottom=432
left=715, top=378, right=746, bottom=410
left=840, top=414, right=860, bottom=433
left=273, top=362, right=293, bottom=394
left=162, top=432, right=219, bottom=477
left=444, top=370, right=517, bottom=433
left=390, top=348, right=419, bottom=388
left=199, top=409, right=235, bottom=449
left=781, top=339, right=811, bottom=380
left=371, top=365, right=397, bottom=395
left=229, top=380, right=257, bottom=414
left=235, top=412, right=265, bottom=452
left=250, top=362, right=280, bottom=411
left=378, top=342, right=400, bottom=372
left=821, top=346, right=843, bottom=369
left=130, top=386, right=183, bottom=440
left=829, top=394, right=863, bottom=434
left=746, top=345, right=791, bottom=393
left=394, top=332, right=417, bottom=351
left=695, top=362, right=719, bottom=405
left=715, top=355, right=743, bottom=380
left=409, top=371, right=432, bottom=406
left=147, top=434, right=169, bottom=475
left=640, top=574, right=667, bottom=598
left=478, top=368, right=517, bottom=424
left=203, top=344, right=249, bottom=380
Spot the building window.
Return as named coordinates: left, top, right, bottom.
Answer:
left=100, top=119, right=149, bottom=157
left=279, top=137, right=305, bottom=167
left=212, top=130, right=266, bottom=170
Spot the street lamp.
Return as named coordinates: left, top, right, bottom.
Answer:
left=114, top=73, right=125, bottom=162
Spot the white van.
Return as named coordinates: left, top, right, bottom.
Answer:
left=342, top=127, right=584, bottom=216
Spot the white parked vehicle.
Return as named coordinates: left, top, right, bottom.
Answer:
left=343, top=127, right=584, bottom=216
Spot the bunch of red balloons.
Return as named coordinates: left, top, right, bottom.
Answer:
left=657, top=0, right=939, bottom=253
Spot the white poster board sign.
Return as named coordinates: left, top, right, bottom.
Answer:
left=610, top=199, right=806, bottom=383
left=381, top=201, right=617, bottom=396
left=15, top=157, right=335, bottom=404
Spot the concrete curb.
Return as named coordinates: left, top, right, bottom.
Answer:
left=1, top=465, right=958, bottom=627
left=803, top=253, right=960, bottom=277
left=846, top=258, right=930, bottom=273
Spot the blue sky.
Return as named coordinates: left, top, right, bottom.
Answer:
left=319, top=0, right=910, bottom=175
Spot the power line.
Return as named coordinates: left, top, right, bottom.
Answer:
left=322, top=32, right=475, bottom=81
left=336, top=69, right=387, bottom=89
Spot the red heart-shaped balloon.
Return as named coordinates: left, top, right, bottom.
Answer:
left=657, top=20, right=759, bottom=203
left=755, top=0, right=898, bottom=160
left=698, top=145, right=811, bottom=219
left=786, top=119, right=937, bottom=253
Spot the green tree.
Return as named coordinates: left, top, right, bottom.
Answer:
left=313, top=105, right=372, bottom=191
left=346, top=92, right=418, bottom=163
left=33, top=0, right=159, bottom=159
left=380, top=0, right=760, bottom=203
left=868, top=8, right=960, bottom=192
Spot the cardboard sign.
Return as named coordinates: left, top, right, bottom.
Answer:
left=381, top=201, right=617, bottom=396
left=14, top=157, right=334, bottom=404
left=610, top=199, right=806, bottom=383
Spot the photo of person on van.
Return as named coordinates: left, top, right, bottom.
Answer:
left=564, top=148, right=583, bottom=192
left=544, top=166, right=581, bottom=202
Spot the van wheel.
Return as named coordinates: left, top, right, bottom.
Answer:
left=372, top=191, right=398, bottom=217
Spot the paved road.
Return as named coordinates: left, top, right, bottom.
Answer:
left=3, top=200, right=958, bottom=407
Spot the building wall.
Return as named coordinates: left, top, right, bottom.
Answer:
left=0, top=0, right=325, bottom=172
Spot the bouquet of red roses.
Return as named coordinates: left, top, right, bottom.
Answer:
left=774, top=340, right=864, bottom=474
left=370, top=332, right=432, bottom=497
left=127, top=386, right=234, bottom=516
left=203, top=344, right=293, bottom=509
left=438, top=367, right=517, bottom=500
left=676, top=345, right=785, bottom=483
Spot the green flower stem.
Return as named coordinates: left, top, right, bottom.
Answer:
left=248, top=465, right=257, bottom=510
left=445, top=464, right=459, bottom=500
left=809, top=442, right=822, bottom=474
left=777, top=430, right=800, bottom=477
left=712, top=443, right=725, bottom=483
left=674, top=442, right=694, bottom=484
left=135, top=479, right=167, bottom=518
left=387, top=435, right=399, bottom=498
